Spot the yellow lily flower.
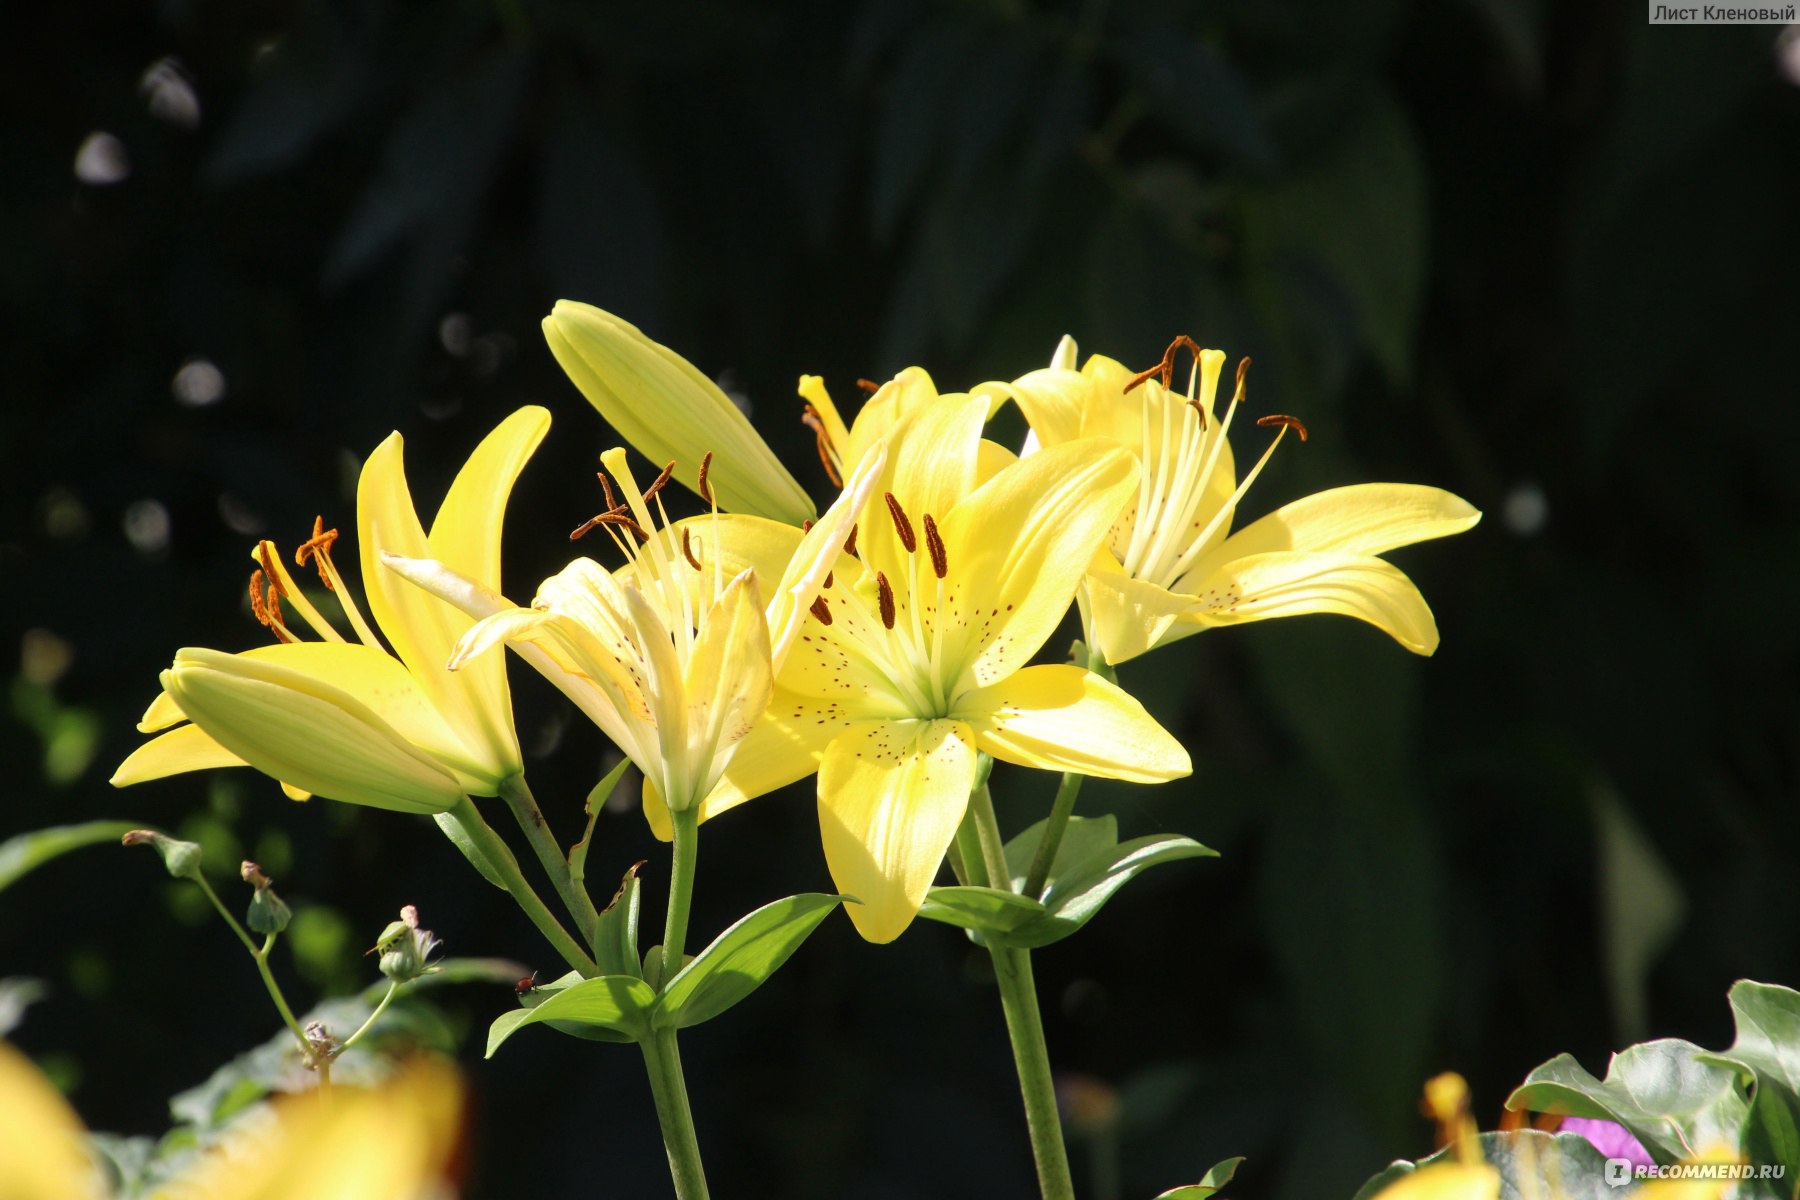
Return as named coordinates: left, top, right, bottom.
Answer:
left=0, top=1040, right=463, bottom=1200
left=1369, top=1163, right=1500, bottom=1200
left=1003, top=337, right=1480, bottom=665
left=700, top=393, right=1191, bottom=943
left=386, top=442, right=885, bottom=823
left=543, top=301, right=817, bottom=525
left=111, top=408, right=548, bottom=813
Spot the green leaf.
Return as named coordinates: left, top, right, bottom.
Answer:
left=916, top=884, right=1047, bottom=938
left=1697, top=981, right=1800, bottom=1183
left=568, top=759, right=630, bottom=886
left=1154, top=1154, right=1245, bottom=1198
left=1506, top=1041, right=1750, bottom=1165
left=431, top=810, right=515, bottom=892
left=1005, top=833, right=1216, bottom=950
left=486, top=974, right=656, bottom=1055
left=652, top=894, right=842, bottom=1031
left=0, top=821, right=142, bottom=894
left=592, top=860, right=645, bottom=979
left=1353, top=1130, right=1614, bottom=1200
left=1001, top=813, right=1120, bottom=893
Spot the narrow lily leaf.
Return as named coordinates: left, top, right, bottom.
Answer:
left=569, top=758, right=630, bottom=885
left=0, top=821, right=142, bottom=894
left=1697, top=981, right=1800, bottom=1180
left=1003, top=834, right=1217, bottom=949
left=652, top=894, right=842, bottom=1031
left=1001, top=813, right=1120, bottom=893
left=1353, top=1130, right=1610, bottom=1200
left=431, top=811, right=514, bottom=892
left=486, top=974, right=656, bottom=1054
left=592, top=861, right=645, bottom=979
left=1505, top=1041, right=1750, bottom=1166
left=916, top=885, right=1047, bottom=937
left=1154, top=1155, right=1244, bottom=1199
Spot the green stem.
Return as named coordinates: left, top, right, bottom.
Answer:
left=968, top=783, right=1012, bottom=891
left=193, top=875, right=312, bottom=1057
left=500, top=775, right=602, bottom=951
left=661, top=807, right=699, bottom=981
left=990, top=943, right=1076, bottom=1200
left=338, top=979, right=401, bottom=1054
left=446, top=797, right=598, bottom=978
left=640, top=1029, right=711, bottom=1199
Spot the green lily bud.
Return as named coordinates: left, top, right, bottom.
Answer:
left=121, top=829, right=202, bottom=880
left=543, top=301, right=816, bottom=524
left=241, top=860, right=292, bottom=935
left=371, top=904, right=441, bottom=983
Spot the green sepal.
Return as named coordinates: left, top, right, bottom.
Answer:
left=0, top=821, right=143, bottom=893
left=486, top=973, right=657, bottom=1054
left=651, top=893, right=843, bottom=1030
left=1352, top=1130, right=1612, bottom=1200
left=1154, top=1155, right=1244, bottom=1199
left=593, top=861, right=645, bottom=978
left=569, top=759, right=629, bottom=886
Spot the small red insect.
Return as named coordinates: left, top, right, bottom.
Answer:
left=515, top=970, right=540, bottom=996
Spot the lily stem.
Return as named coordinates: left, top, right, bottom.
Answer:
left=640, top=1028, right=711, bottom=1200
left=661, top=807, right=699, bottom=982
left=337, top=979, right=401, bottom=1055
left=1023, top=643, right=1112, bottom=900
left=968, top=786, right=1076, bottom=1200
left=192, top=874, right=314, bottom=1063
left=446, top=797, right=598, bottom=978
left=499, top=775, right=602, bottom=952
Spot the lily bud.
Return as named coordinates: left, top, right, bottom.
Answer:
left=543, top=301, right=816, bottom=524
left=241, top=860, right=292, bottom=935
left=158, top=648, right=467, bottom=815
left=371, top=904, right=442, bottom=983
left=121, top=829, right=202, bottom=880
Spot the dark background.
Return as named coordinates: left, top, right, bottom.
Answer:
left=4, top=1, right=1799, bottom=1197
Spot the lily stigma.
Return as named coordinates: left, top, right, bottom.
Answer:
left=111, top=408, right=548, bottom=813
left=1006, top=335, right=1481, bottom=664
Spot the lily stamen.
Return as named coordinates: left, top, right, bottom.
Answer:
left=1254, top=414, right=1309, bottom=442
left=855, top=378, right=880, bottom=393
left=884, top=493, right=917, bottom=553
left=294, top=517, right=341, bottom=590
left=809, top=595, right=834, bottom=625
left=876, top=571, right=896, bottom=629
left=802, top=406, right=845, bottom=488
left=843, top=524, right=858, bottom=556
left=681, top=527, right=702, bottom=570
left=642, top=460, right=678, bottom=503
left=922, top=513, right=947, bottom=579
left=697, top=450, right=715, bottom=507
left=1125, top=334, right=1207, bottom=394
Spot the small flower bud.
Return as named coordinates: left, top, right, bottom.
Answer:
left=121, top=829, right=202, bottom=880
left=370, top=904, right=442, bottom=983
left=241, top=860, right=292, bottom=935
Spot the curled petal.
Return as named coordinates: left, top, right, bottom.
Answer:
left=958, top=664, right=1190, bottom=783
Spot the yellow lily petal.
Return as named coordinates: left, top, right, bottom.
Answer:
left=843, top=366, right=941, bottom=474
left=162, top=648, right=466, bottom=814
left=1369, top=1163, right=1500, bottom=1200
left=1080, top=553, right=1198, bottom=665
left=858, top=392, right=990, bottom=576
left=937, top=437, right=1138, bottom=690
left=678, top=569, right=773, bottom=807
left=1003, top=367, right=1088, bottom=448
left=111, top=721, right=247, bottom=786
left=764, top=443, right=886, bottom=671
left=1192, top=482, right=1481, bottom=566
left=452, top=604, right=647, bottom=755
left=1175, top=550, right=1443, bottom=654
left=0, top=1041, right=98, bottom=1200
left=138, top=687, right=186, bottom=732
left=544, top=301, right=815, bottom=524
left=798, top=374, right=853, bottom=473
left=818, top=718, right=978, bottom=943
left=957, top=664, right=1190, bottom=783
left=358, top=432, right=519, bottom=781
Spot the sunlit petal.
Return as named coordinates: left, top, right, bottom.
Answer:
left=1191, top=483, right=1481, bottom=567
left=958, top=664, right=1190, bottom=782
left=1176, top=550, right=1443, bottom=654
left=681, top=569, right=773, bottom=803
left=110, top=721, right=247, bottom=786
left=817, top=718, right=978, bottom=943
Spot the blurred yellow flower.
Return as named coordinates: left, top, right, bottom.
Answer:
left=1004, top=337, right=1480, bottom=665
left=112, top=408, right=547, bottom=813
left=0, top=1040, right=98, bottom=1200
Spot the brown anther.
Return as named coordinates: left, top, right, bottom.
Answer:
left=697, top=451, right=715, bottom=506
left=809, top=595, right=834, bottom=625
left=681, top=527, right=702, bottom=570
left=249, top=562, right=296, bottom=643
left=597, top=472, right=620, bottom=512
left=1255, top=414, right=1309, bottom=442
left=875, top=571, right=896, bottom=630
left=843, top=523, right=859, bottom=557
left=642, top=460, right=677, bottom=503
left=823, top=570, right=834, bottom=589
left=883, top=493, right=916, bottom=553
left=1184, top=396, right=1209, bottom=430
left=248, top=569, right=269, bottom=624
left=294, top=517, right=340, bottom=590
left=570, top=508, right=648, bottom=543
left=1234, top=355, right=1252, bottom=394
left=855, top=378, right=880, bottom=394
left=801, top=518, right=815, bottom=533
left=801, top=406, right=844, bottom=488
left=922, top=513, right=947, bottom=579
left=1124, top=334, right=1206, bottom=394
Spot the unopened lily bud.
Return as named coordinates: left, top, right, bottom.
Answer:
left=121, top=829, right=202, bottom=880
left=371, top=904, right=442, bottom=982
left=241, top=860, right=292, bottom=934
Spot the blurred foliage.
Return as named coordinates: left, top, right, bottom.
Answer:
left=4, top=0, right=1800, bottom=1197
